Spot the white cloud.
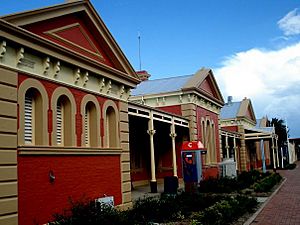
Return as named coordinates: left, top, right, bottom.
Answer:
left=278, top=8, right=300, bottom=36
left=214, top=42, right=300, bottom=137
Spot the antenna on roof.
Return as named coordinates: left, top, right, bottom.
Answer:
left=138, top=31, right=142, bottom=71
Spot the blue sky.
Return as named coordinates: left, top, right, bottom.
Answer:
left=1, top=0, right=300, bottom=137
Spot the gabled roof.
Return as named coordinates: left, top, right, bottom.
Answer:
left=221, top=98, right=256, bottom=123
left=132, top=68, right=224, bottom=105
left=220, top=102, right=241, bottom=119
left=1, top=0, right=140, bottom=84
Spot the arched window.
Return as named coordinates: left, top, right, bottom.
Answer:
left=210, top=122, right=216, bottom=163
left=84, top=101, right=98, bottom=147
left=201, top=119, right=206, bottom=145
left=106, top=106, right=117, bottom=147
left=51, top=87, right=76, bottom=147
left=205, top=120, right=211, bottom=163
left=18, top=79, right=48, bottom=146
left=24, top=88, right=43, bottom=145
left=102, top=100, right=119, bottom=148
left=56, top=95, right=72, bottom=146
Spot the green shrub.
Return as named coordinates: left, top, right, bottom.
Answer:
left=199, top=177, right=239, bottom=193
left=253, top=173, right=282, bottom=192
left=285, top=163, right=296, bottom=170
left=129, top=195, right=182, bottom=223
left=49, top=198, right=131, bottom=225
left=193, top=195, right=258, bottom=225
left=199, top=170, right=273, bottom=194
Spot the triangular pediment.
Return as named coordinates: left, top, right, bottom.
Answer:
left=199, top=74, right=219, bottom=99
left=1, top=0, right=140, bottom=83
left=44, top=23, right=105, bottom=62
left=183, top=68, right=224, bottom=104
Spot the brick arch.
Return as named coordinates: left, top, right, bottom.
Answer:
left=51, top=87, right=76, bottom=146
left=18, top=78, right=49, bottom=145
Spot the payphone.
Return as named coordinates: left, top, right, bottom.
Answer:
left=181, top=141, right=206, bottom=192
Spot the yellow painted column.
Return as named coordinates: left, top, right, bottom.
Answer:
left=147, top=111, right=157, bottom=192
left=234, top=137, right=238, bottom=170
left=225, top=134, right=230, bottom=158
left=170, top=118, right=177, bottom=177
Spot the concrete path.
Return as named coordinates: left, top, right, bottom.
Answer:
left=250, top=162, right=300, bottom=225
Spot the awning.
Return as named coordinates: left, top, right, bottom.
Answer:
left=244, top=127, right=276, bottom=140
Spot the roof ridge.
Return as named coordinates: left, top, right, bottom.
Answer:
left=145, top=74, right=193, bottom=82
left=0, top=1, right=83, bottom=19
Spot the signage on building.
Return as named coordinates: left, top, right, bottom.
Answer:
left=182, top=141, right=207, bottom=152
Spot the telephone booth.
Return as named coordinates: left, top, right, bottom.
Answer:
left=181, top=141, right=207, bottom=192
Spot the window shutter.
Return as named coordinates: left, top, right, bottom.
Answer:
left=57, top=102, right=62, bottom=144
left=84, top=109, right=89, bottom=146
left=24, top=95, right=33, bottom=143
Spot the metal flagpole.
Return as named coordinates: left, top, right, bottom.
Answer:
left=138, top=31, right=142, bottom=71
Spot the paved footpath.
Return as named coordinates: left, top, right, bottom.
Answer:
left=250, top=161, right=300, bottom=225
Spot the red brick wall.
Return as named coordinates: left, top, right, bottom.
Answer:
left=18, top=155, right=121, bottom=225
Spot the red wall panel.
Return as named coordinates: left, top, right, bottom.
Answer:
left=18, top=155, right=122, bottom=225
left=23, top=14, right=114, bottom=67
left=157, top=105, right=182, bottom=116
left=196, top=107, right=221, bottom=163
left=222, top=126, right=238, bottom=132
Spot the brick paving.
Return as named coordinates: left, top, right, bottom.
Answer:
left=250, top=161, right=300, bottom=225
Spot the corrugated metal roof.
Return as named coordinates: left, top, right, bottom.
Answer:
left=220, top=102, right=241, bottom=119
left=246, top=127, right=274, bottom=134
left=131, top=75, right=193, bottom=96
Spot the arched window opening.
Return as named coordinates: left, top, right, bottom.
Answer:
left=201, top=119, right=206, bottom=145
left=206, top=120, right=211, bottom=163
left=210, top=122, right=216, bottom=163
left=24, top=88, right=43, bottom=145
left=106, top=106, right=117, bottom=147
left=84, top=101, right=97, bottom=147
left=56, top=95, right=72, bottom=146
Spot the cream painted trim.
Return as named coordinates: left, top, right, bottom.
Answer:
left=102, top=100, right=120, bottom=148
left=80, top=94, right=101, bottom=147
left=0, top=27, right=139, bottom=87
left=18, top=78, right=49, bottom=145
left=130, top=91, right=222, bottom=115
left=44, top=23, right=104, bottom=60
left=51, top=87, right=76, bottom=146
left=18, top=146, right=122, bottom=155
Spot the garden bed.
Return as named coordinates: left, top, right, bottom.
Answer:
left=49, top=170, right=282, bottom=225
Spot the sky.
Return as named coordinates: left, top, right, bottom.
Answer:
left=1, top=0, right=300, bottom=137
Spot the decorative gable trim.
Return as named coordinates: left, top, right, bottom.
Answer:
left=0, top=37, right=131, bottom=101
left=129, top=91, right=222, bottom=114
left=182, top=68, right=224, bottom=105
